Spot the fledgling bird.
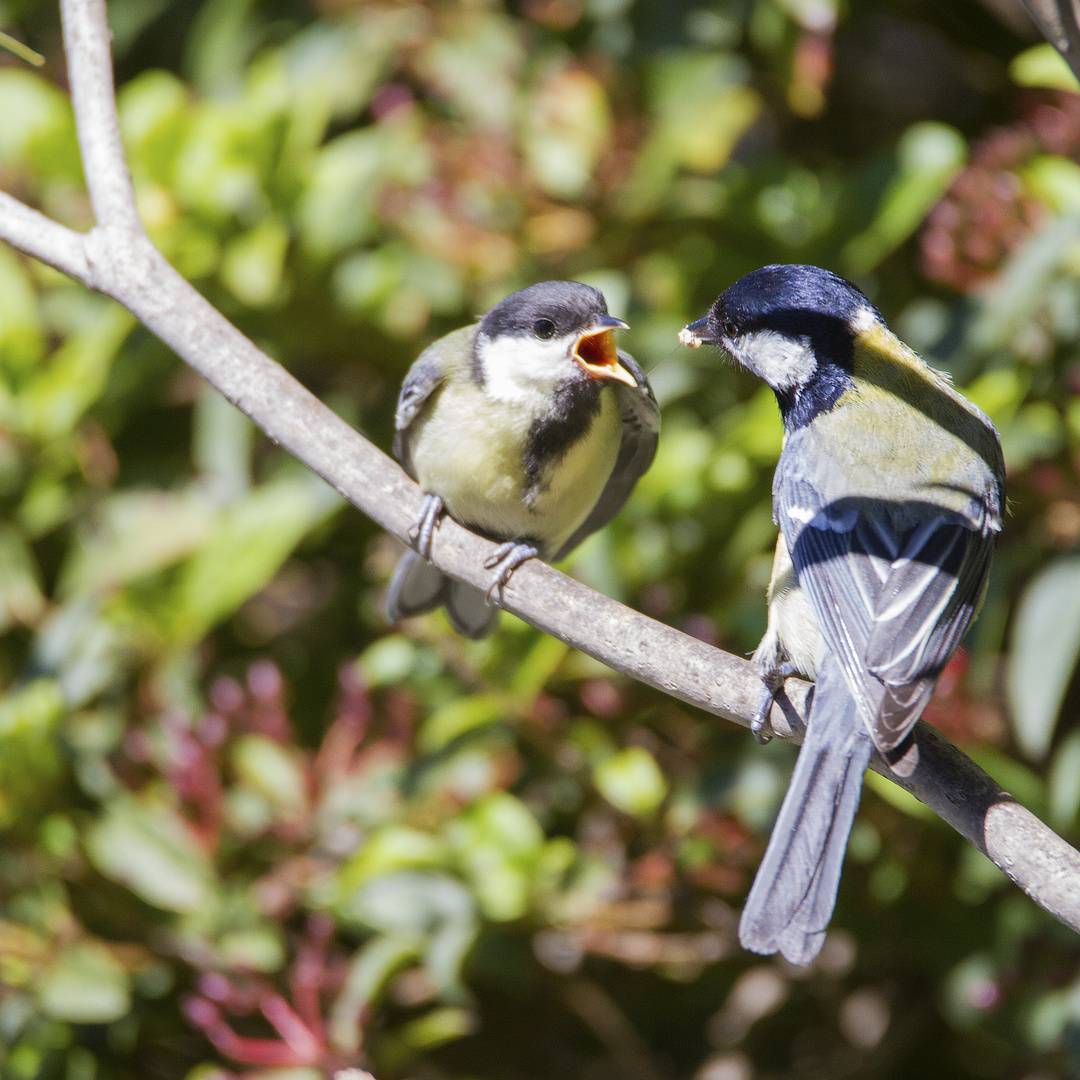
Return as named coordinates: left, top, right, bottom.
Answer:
left=681, top=264, right=1004, bottom=964
left=386, top=281, right=660, bottom=638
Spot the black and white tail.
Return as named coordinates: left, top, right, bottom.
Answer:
left=738, top=650, right=873, bottom=965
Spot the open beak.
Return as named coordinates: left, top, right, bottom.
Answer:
left=678, top=316, right=710, bottom=348
left=573, top=316, right=636, bottom=386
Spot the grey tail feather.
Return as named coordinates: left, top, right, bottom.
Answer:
left=444, top=579, right=499, bottom=639
left=384, top=550, right=498, bottom=640
left=385, top=550, right=445, bottom=624
left=738, top=650, right=874, bottom=966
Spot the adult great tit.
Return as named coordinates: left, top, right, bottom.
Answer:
left=682, top=264, right=1005, bottom=964
left=386, top=281, right=660, bottom=638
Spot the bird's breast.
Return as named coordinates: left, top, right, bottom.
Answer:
left=525, top=388, right=623, bottom=552
left=407, top=381, right=622, bottom=555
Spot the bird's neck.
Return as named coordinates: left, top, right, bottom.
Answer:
left=775, top=359, right=853, bottom=433
left=522, top=377, right=603, bottom=486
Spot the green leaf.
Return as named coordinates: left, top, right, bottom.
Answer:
left=184, top=0, right=261, bottom=98
left=844, top=122, right=965, bottom=274
left=232, top=735, right=308, bottom=818
left=282, top=7, right=426, bottom=125
left=297, top=129, right=392, bottom=259
left=395, top=1005, right=476, bottom=1050
left=35, top=601, right=127, bottom=706
left=330, top=934, right=423, bottom=1054
left=358, top=635, right=419, bottom=686
left=169, top=473, right=342, bottom=644
left=621, top=52, right=759, bottom=213
left=1049, top=729, right=1080, bottom=829
left=593, top=747, right=668, bottom=818
left=1023, top=156, right=1080, bottom=216
left=419, top=695, right=504, bottom=754
left=460, top=793, right=545, bottom=858
left=508, top=634, right=569, bottom=702
left=999, top=401, right=1063, bottom=472
left=337, top=826, right=448, bottom=896
left=0, top=70, right=80, bottom=178
left=962, top=368, right=1028, bottom=430
left=220, top=215, right=290, bottom=307
left=969, top=214, right=1080, bottom=353
left=0, top=679, right=65, bottom=826
left=36, top=943, right=130, bottom=1024
left=418, top=13, right=523, bottom=128
left=59, top=488, right=219, bottom=599
left=446, top=794, right=546, bottom=922
left=118, top=70, right=190, bottom=185
left=1010, top=43, right=1080, bottom=91
left=172, top=104, right=272, bottom=222
left=380, top=1006, right=477, bottom=1073
left=1007, top=557, right=1080, bottom=759
left=650, top=53, right=759, bottom=173
left=108, top=0, right=173, bottom=58
left=0, top=246, right=45, bottom=377
left=523, top=68, right=611, bottom=199
left=86, top=795, right=218, bottom=913
left=217, top=927, right=286, bottom=973
left=20, top=304, right=135, bottom=439
left=193, top=389, right=254, bottom=499
left=0, top=679, right=64, bottom=739
left=0, top=526, right=44, bottom=631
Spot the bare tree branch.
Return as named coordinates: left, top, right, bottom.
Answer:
left=0, top=191, right=91, bottom=282
left=61, top=0, right=141, bottom=231
left=1, top=0, right=1078, bottom=940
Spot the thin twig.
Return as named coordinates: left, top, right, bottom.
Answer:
left=0, top=0, right=1075, bottom=939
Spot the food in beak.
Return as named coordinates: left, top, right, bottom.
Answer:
left=574, top=327, right=637, bottom=386
left=678, top=317, right=709, bottom=348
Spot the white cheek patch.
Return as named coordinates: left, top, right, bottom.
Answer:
left=477, top=332, right=578, bottom=404
left=726, top=329, right=817, bottom=391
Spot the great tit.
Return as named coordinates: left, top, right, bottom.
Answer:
left=682, top=264, right=1004, bottom=964
left=386, top=280, right=660, bottom=638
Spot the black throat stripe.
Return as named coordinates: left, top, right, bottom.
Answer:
left=522, top=378, right=603, bottom=493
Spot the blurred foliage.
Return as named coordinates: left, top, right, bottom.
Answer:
left=1, top=0, right=1080, bottom=1078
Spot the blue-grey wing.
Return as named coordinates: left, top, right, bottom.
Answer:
left=551, top=351, right=660, bottom=562
left=780, top=475, right=997, bottom=754
left=392, top=351, right=445, bottom=480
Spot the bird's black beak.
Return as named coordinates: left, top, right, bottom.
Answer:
left=574, top=317, right=636, bottom=386
left=678, top=315, right=712, bottom=348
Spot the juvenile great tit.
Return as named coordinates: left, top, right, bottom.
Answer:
left=682, top=264, right=1005, bottom=964
left=386, top=281, right=660, bottom=638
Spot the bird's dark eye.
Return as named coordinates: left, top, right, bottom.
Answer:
left=532, top=318, right=556, bottom=340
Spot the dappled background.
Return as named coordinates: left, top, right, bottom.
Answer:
left=1, top=0, right=1080, bottom=1077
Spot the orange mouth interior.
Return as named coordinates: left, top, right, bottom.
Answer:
left=574, top=328, right=618, bottom=373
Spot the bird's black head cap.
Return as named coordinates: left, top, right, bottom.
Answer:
left=480, top=281, right=609, bottom=341
left=693, top=265, right=881, bottom=431
left=707, top=264, right=878, bottom=348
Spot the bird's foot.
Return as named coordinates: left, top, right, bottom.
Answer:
left=484, top=541, right=539, bottom=602
left=408, top=494, right=444, bottom=559
left=751, top=661, right=798, bottom=744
